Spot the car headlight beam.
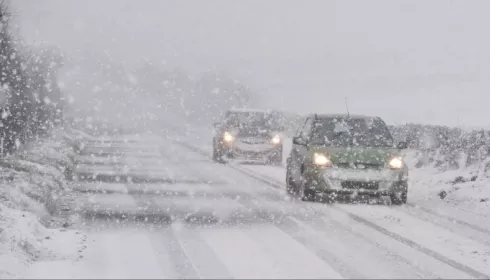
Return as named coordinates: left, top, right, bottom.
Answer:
left=313, top=152, right=332, bottom=167
left=388, top=157, right=403, bottom=169
left=223, top=132, right=234, bottom=143
left=271, top=135, right=281, bottom=144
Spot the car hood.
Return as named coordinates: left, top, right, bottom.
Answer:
left=311, top=146, right=401, bottom=166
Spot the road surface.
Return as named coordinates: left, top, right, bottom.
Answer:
left=26, top=131, right=490, bottom=279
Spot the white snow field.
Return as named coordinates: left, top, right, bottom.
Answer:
left=20, top=124, right=490, bottom=279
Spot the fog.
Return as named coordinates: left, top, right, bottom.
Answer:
left=9, top=0, right=490, bottom=128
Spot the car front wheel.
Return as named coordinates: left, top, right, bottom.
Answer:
left=286, top=166, right=296, bottom=195
left=390, top=191, right=407, bottom=205
left=212, top=143, right=224, bottom=163
left=269, top=153, right=283, bottom=166
left=299, top=176, right=315, bottom=202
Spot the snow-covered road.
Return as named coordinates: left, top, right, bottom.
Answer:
left=25, top=131, right=490, bottom=279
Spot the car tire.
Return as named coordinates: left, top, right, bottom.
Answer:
left=270, top=154, right=283, bottom=166
left=320, top=193, right=336, bottom=204
left=390, top=191, right=408, bottom=205
left=286, top=166, right=296, bottom=195
left=268, top=148, right=283, bottom=166
left=212, top=145, right=223, bottom=163
left=302, top=189, right=316, bottom=202
left=299, top=175, right=315, bottom=202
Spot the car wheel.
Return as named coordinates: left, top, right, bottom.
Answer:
left=270, top=154, right=283, bottom=166
left=390, top=191, right=407, bottom=205
left=319, top=193, right=336, bottom=204
left=212, top=145, right=223, bottom=163
left=299, top=176, right=315, bottom=202
left=286, top=166, right=296, bottom=195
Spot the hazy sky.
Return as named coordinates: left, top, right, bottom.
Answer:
left=9, top=0, right=490, bottom=127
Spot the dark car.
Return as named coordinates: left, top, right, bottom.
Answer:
left=286, top=113, right=409, bottom=205
left=212, top=109, right=284, bottom=165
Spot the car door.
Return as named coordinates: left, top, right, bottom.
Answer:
left=291, top=117, right=314, bottom=184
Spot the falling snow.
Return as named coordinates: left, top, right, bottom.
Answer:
left=0, top=1, right=490, bottom=279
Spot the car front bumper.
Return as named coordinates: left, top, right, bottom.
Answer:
left=309, top=167, right=408, bottom=196
left=220, top=141, right=282, bottom=160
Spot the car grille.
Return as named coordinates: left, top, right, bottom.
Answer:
left=239, top=138, right=268, bottom=145
left=234, top=148, right=269, bottom=157
left=341, top=181, right=379, bottom=190
left=336, top=163, right=382, bottom=170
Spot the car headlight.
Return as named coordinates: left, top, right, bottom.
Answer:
left=223, top=132, right=234, bottom=143
left=313, top=152, right=332, bottom=167
left=388, top=157, right=403, bottom=169
left=271, top=135, right=281, bottom=144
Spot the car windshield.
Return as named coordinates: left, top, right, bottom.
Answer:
left=311, top=117, right=394, bottom=148
left=224, top=111, right=279, bottom=129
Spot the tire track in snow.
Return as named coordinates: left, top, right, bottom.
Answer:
left=347, top=216, right=487, bottom=279
left=241, top=168, right=489, bottom=279
left=75, top=139, right=198, bottom=278
left=170, top=139, right=489, bottom=279
left=65, top=136, right=236, bottom=278
left=283, top=216, right=446, bottom=279
left=171, top=140, right=454, bottom=278
left=121, top=138, right=235, bottom=278
left=394, top=205, right=490, bottom=248
left=168, top=141, right=356, bottom=277
left=240, top=163, right=489, bottom=278
left=148, top=226, right=200, bottom=279
left=405, top=203, right=490, bottom=235
left=223, top=172, right=470, bottom=279
left=112, top=171, right=223, bottom=277
left=214, top=153, right=490, bottom=278
left=168, top=222, right=233, bottom=279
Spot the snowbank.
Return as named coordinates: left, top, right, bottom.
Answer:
left=405, top=149, right=490, bottom=213
left=0, top=128, right=84, bottom=278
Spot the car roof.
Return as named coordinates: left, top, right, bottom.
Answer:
left=311, top=113, right=379, bottom=120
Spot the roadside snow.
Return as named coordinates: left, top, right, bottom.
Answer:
left=0, top=205, right=83, bottom=279
left=0, top=128, right=84, bottom=278
left=398, top=148, right=488, bottom=204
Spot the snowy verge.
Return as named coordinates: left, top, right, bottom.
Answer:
left=0, top=127, right=86, bottom=278
left=405, top=149, right=490, bottom=217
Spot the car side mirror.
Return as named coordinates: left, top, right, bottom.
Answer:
left=396, top=141, right=408, bottom=149
left=292, top=136, right=307, bottom=145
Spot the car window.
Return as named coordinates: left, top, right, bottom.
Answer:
left=311, top=117, right=394, bottom=147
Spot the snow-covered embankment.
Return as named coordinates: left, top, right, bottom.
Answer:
left=0, top=128, right=89, bottom=278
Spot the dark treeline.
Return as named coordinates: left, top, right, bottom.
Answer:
left=0, top=2, right=64, bottom=155
left=389, top=124, right=490, bottom=170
